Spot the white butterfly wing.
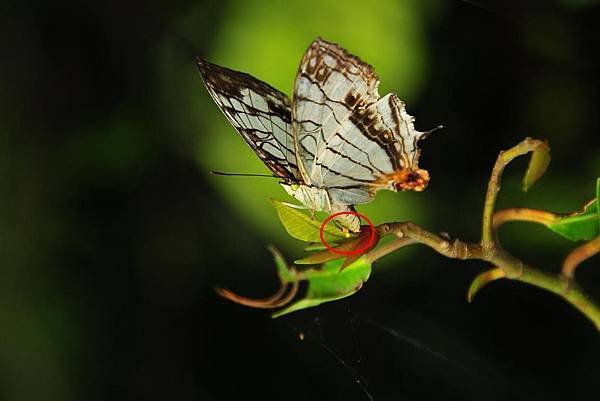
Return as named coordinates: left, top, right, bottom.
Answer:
left=198, top=58, right=299, bottom=181
left=293, top=38, right=380, bottom=186
left=293, top=38, right=429, bottom=206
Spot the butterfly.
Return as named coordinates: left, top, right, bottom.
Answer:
left=197, top=38, right=437, bottom=233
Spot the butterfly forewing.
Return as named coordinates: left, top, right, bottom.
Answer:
left=197, top=58, right=299, bottom=181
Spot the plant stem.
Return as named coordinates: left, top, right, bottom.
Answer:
left=481, top=138, right=545, bottom=248
left=365, top=236, right=416, bottom=263
left=562, top=236, right=600, bottom=279
left=366, top=138, right=600, bottom=330
left=378, top=221, right=600, bottom=330
left=493, top=207, right=560, bottom=231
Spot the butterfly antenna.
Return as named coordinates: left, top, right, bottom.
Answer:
left=210, top=170, right=280, bottom=179
left=421, top=124, right=444, bottom=140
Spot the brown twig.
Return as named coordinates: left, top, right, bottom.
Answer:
left=493, top=208, right=560, bottom=232
left=364, top=236, right=417, bottom=263
left=374, top=221, right=600, bottom=330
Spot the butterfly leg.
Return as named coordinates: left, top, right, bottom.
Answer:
left=279, top=201, right=308, bottom=210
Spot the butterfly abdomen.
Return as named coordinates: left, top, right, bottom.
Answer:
left=394, top=168, right=430, bottom=192
left=374, top=168, right=430, bottom=192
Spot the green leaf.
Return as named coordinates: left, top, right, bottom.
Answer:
left=467, top=268, right=505, bottom=302
left=548, top=198, right=599, bottom=241
left=271, top=199, right=347, bottom=243
left=272, top=257, right=371, bottom=318
left=522, top=140, right=550, bottom=192
left=268, top=245, right=296, bottom=284
left=304, top=243, right=328, bottom=252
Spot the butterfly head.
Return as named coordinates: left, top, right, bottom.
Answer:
left=281, top=182, right=300, bottom=197
left=281, top=182, right=314, bottom=207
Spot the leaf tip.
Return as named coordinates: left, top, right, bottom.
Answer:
left=522, top=140, right=551, bottom=192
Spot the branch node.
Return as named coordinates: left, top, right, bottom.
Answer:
left=452, top=239, right=470, bottom=259
left=378, top=223, right=393, bottom=236
left=440, top=240, right=450, bottom=252
left=559, top=274, right=573, bottom=296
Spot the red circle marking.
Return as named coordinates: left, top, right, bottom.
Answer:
left=319, top=211, right=376, bottom=256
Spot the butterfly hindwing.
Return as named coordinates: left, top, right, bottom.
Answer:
left=293, top=38, right=380, bottom=186
left=293, top=38, right=427, bottom=205
left=197, top=58, right=299, bottom=181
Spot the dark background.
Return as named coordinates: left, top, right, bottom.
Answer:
left=1, top=0, right=599, bottom=400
